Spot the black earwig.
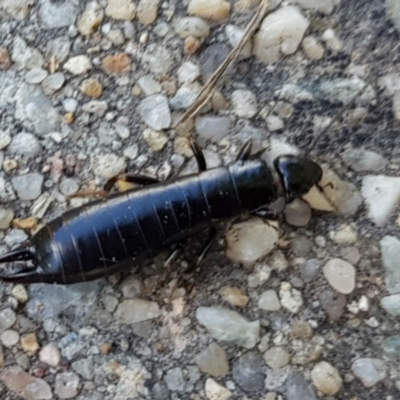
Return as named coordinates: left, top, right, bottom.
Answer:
left=0, top=140, right=322, bottom=285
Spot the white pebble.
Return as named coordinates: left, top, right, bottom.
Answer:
left=279, top=282, right=303, bottom=313
left=323, top=258, right=356, bottom=294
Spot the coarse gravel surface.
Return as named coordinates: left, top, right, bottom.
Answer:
left=0, top=0, right=400, bottom=399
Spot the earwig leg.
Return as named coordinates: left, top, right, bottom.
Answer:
left=163, top=241, right=186, bottom=268
left=252, top=209, right=280, bottom=221
left=0, top=247, right=33, bottom=263
left=236, top=140, right=253, bottom=162
left=104, top=174, right=160, bottom=193
left=66, top=189, right=109, bottom=201
left=189, top=138, right=207, bottom=172
left=188, top=227, right=218, bottom=273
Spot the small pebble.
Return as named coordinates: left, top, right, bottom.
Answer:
left=232, top=351, right=265, bottom=392
left=105, top=0, right=136, bottom=20
left=82, top=100, right=108, bottom=116
left=102, top=53, right=132, bottom=74
left=81, top=78, right=103, bottom=98
left=21, top=333, right=39, bottom=353
left=63, top=55, right=92, bottom=75
left=188, top=0, right=231, bottom=22
left=331, top=224, right=358, bottom=244
left=279, top=282, right=303, bottom=314
left=185, top=36, right=201, bottom=54
left=115, top=299, right=161, bottom=324
left=302, top=36, right=324, bottom=60
left=143, top=129, right=168, bottom=152
left=0, top=206, right=14, bottom=230
left=1, top=329, right=19, bottom=347
left=25, top=67, right=48, bottom=84
left=137, top=0, right=159, bottom=25
left=351, top=358, right=387, bottom=387
left=264, top=346, right=290, bottom=369
left=219, top=286, right=249, bottom=307
left=137, top=75, right=161, bottom=96
left=196, top=306, right=260, bottom=349
left=120, top=276, right=143, bottom=298
left=55, top=372, right=80, bottom=399
left=205, top=378, right=232, bottom=400
left=8, top=132, right=41, bottom=158
left=170, top=83, right=202, bottom=110
left=226, top=219, right=279, bottom=265
left=0, top=308, right=16, bottom=333
left=39, top=343, right=61, bottom=367
left=342, top=148, right=388, bottom=172
left=138, top=94, right=171, bottom=130
left=12, top=173, right=44, bottom=201
left=12, top=284, right=28, bottom=303
left=0, top=46, right=11, bottom=70
left=380, top=235, right=400, bottom=294
left=78, top=1, right=104, bottom=36
left=319, top=290, right=346, bottom=321
left=173, top=17, right=210, bottom=39
left=178, top=61, right=200, bottom=84
left=323, top=258, right=356, bottom=294
left=284, top=199, right=311, bottom=227
left=195, top=115, right=231, bottom=143
left=195, top=343, right=229, bottom=377
left=311, top=361, right=342, bottom=395
left=258, top=290, right=281, bottom=311
left=231, top=89, right=257, bottom=118
left=301, top=259, right=321, bottom=282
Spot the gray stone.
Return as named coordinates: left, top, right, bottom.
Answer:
left=284, top=199, right=311, bottom=227
left=0, top=175, right=16, bottom=202
left=177, top=61, right=200, bottom=84
left=12, top=37, right=44, bottom=70
left=41, top=72, right=65, bottom=95
left=199, top=43, right=230, bottom=82
left=1, top=0, right=33, bottom=20
left=0, top=366, right=52, bottom=399
left=380, top=236, right=400, bottom=294
left=15, top=84, right=61, bottom=136
left=0, top=131, right=11, bottom=150
left=387, top=0, right=400, bottom=33
left=342, top=148, right=388, bottom=172
left=195, top=343, right=229, bottom=377
left=170, top=83, right=201, bottom=110
left=4, top=229, right=29, bottom=247
left=55, top=372, right=80, bottom=399
left=323, top=258, right=356, bottom=294
left=258, top=290, right=281, bottom=311
left=142, top=44, right=174, bottom=76
left=92, top=153, right=126, bottom=181
left=115, top=299, right=161, bottom=324
left=291, top=236, right=313, bottom=256
left=351, top=358, right=387, bottom=387
left=317, top=77, right=369, bottom=105
left=286, top=372, right=317, bottom=400
left=196, top=306, right=260, bottom=349
left=60, top=178, right=79, bottom=197
left=382, top=335, right=400, bottom=361
left=195, top=115, right=231, bottom=143
left=381, top=294, right=400, bottom=316
left=82, top=100, right=108, bottom=116
left=264, top=347, right=291, bottom=369
left=72, top=358, right=95, bottom=380
left=301, top=259, right=321, bottom=282
left=232, top=351, right=265, bottom=392
left=319, top=290, right=346, bottom=321
left=164, top=367, right=185, bottom=392
left=0, top=206, right=14, bottom=230
left=1, top=329, right=19, bottom=347
left=8, top=132, right=41, bottom=158
left=39, top=0, right=78, bottom=29
left=25, top=68, right=48, bottom=84
left=173, top=17, right=210, bottom=39
left=0, top=308, right=16, bottom=333
left=47, top=37, right=71, bottom=63
left=27, top=281, right=102, bottom=324
left=137, top=75, right=161, bottom=96
left=138, top=94, right=171, bottom=130
left=12, top=173, right=44, bottom=200
left=120, top=276, right=143, bottom=298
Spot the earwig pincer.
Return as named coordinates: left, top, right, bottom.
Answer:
left=0, top=140, right=323, bottom=285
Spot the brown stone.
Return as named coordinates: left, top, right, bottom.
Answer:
left=81, top=78, right=103, bottom=98
left=12, top=217, right=38, bottom=230
left=64, top=112, right=75, bottom=124
left=21, top=333, right=39, bottom=354
left=100, top=343, right=112, bottom=354
left=0, top=47, right=11, bottom=70
left=184, top=36, right=201, bottom=54
left=102, top=53, right=132, bottom=74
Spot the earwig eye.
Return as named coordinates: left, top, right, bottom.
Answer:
left=274, top=155, right=323, bottom=200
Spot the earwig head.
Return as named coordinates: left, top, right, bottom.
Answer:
left=274, top=155, right=323, bottom=201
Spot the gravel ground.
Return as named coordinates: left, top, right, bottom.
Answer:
left=1, top=0, right=400, bottom=399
